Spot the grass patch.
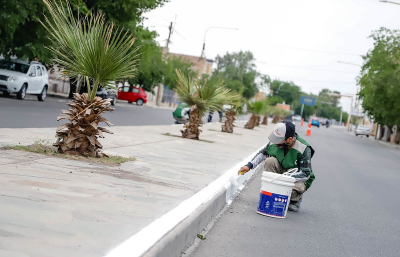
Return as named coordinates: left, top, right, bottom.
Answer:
left=163, top=133, right=214, bottom=143
left=208, top=129, right=242, bottom=135
left=1, top=140, right=135, bottom=165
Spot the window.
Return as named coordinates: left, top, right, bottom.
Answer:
left=132, top=88, right=140, bottom=93
left=122, top=86, right=130, bottom=92
left=28, top=66, right=36, bottom=76
left=41, top=66, right=46, bottom=74
left=36, top=66, right=42, bottom=76
left=0, top=60, right=30, bottom=73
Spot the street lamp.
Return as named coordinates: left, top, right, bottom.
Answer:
left=197, top=27, right=239, bottom=78
left=337, top=61, right=363, bottom=129
left=379, top=0, right=400, bottom=5
left=328, top=93, right=354, bottom=130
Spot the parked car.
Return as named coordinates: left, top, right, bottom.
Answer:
left=0, top=60, right=49, bottom=101
left=293, top=115, right=302, bottom=121
left=310, top=117, right=320, bottom=128
left=96, top=87, right=117, bottom=106
left=118, top=85, right=147, bottom=106
left=355, top=125, right=371, bottom=137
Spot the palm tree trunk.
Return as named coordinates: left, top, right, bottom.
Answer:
left=181, top=105, right=202, bottom=140
left=54, top=93, right=114, bottom=157
left=395, top=126, right=400, bottom=144
left=385, top=126, right=393, bottom=142
left=222, top=109, right=236, bottom=133
left=272, top=116, right=280, bottom=124
left=262, top=116, right=268, bottom=125
left=378, top=124, right=384, bottom=140
left=255, top=115, right=260, bottom=126
left=245, top=114, right=257, bottom=129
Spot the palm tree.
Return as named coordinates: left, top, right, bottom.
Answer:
left=271, top=106, right=291, bottom=123
left=41, top=0, right=138, bottom=157
left=221, top=87, right=244, bottom=133
left=175, top=70, right=238, bottom=139
left=245, top=100, right=264, bottom=129
left=261, top=100, right=272, bottom=125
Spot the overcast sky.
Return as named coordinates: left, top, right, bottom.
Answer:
left=143, top=0, right=400, bottom=112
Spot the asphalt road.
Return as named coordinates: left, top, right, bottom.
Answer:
left=0, top=95, right=222, bottom=128
left=190, top=125, right=400, bottom=257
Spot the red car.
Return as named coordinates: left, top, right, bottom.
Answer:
left=118, top=86, right=147, bottom=106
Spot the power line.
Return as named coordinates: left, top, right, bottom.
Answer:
left=271, top=77, right=356, bottom=84
left=255, top=61, right=359, bottom=74
left=145, top=20, right=169, bottom=28
left=173, top=29, right=188, bottom=41
left=261, top=42, right=362, bottom=57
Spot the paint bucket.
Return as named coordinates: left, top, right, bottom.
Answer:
left=257, top=172, right=295, bottom=218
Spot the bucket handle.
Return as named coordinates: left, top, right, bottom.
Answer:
left=268, top=168, right=298, bottom=183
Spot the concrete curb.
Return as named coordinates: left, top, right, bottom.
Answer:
left=105, top=147, right=265, bottom=257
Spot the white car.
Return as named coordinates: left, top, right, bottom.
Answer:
left=0, top=60, right=49, bottom=101
left=355, top=125, right=371, bottom=137
left=293, top=115, right=302, bottom=121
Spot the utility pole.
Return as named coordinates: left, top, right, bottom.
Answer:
left=166, top=22, right=173, bottom=49
left=157, top=22, right=173, bottom=107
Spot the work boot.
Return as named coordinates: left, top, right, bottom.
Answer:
left=288, top=198, right=302, bottom=212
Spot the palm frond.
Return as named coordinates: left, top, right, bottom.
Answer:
left=41, top=0, right=139, bottom=100
left=175, top=70, right=240, bottom=116
left=246, top=100, right=265, bottom=115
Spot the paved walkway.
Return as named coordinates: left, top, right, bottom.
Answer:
left=0, top=122, right=273, bottom=257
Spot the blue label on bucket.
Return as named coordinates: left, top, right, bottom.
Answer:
left=257, top=191, right=289, bottom=217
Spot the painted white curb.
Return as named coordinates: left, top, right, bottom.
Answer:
left=105, top=145, right=265, bottom=257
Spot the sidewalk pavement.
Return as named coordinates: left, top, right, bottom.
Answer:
left=0, top=121, right=273, bottom=257
left=340, top=126, right=400, bottom=150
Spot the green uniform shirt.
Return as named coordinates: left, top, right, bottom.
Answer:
left=266, top=135, right=315, bottom=189
left=173, top=103, right=190, bottom=119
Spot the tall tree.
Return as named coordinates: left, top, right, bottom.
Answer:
left=163, top=55, right=196, bottom=90
left=358, top=27, right=400, bottom=142
left=269, top=79, right=301, bottom=106
left=1, top=0, right=169, bottom=95
left=213, top=51, right=265, bottom=99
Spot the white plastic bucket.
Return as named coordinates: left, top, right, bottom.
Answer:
left=257, top=172, right=295, bottom=218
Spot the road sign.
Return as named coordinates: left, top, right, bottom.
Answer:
left=301, top=96, right=316, bottom=106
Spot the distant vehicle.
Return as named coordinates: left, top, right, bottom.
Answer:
left=96, top=87, right=117, bottom=106
left=0, top=60, right=49, bottom=101
left=293, top=115, right=302, bottom=121
left=320, top=119, right=326, bottom=125
left=118, top=85, right=147, bottom=106
left=310, top=117, right=320, bottom=128
left=355, top=125, right=371, bottom=137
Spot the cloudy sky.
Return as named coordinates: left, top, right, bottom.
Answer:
left=143, top=0, right=400, bottom=112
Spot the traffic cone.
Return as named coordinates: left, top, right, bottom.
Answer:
left=301, top=119, right=304, bottom=126
left=306, top=123, right=311, bottom=136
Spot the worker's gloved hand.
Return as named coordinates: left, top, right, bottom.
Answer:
left=238, top=166, right=250, bottom=175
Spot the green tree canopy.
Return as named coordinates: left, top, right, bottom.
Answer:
left=163, top=55, right=196, bottom=90
left=358, top=27, right=400, bottom=127
left=213, top=51, right=267, bottom=99
left=269, top=79, right=301, bottom=106
left=1, top=0, right=169, bottom=95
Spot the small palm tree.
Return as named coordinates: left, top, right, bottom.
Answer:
left=261, top=100, right=272, bottom=125
left=221, top=87, right=243, bottom=133
left=271, top=106, right=291, bottom=123
left=41, top=0, right=138, bottom=157
left=175, top=70, right=238, bottom=139
left=245, top=100, right=264, bottom=129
